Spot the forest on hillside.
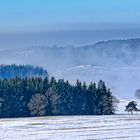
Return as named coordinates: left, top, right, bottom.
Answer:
left=0, top=64, right=48, bottom=79
left=0, top=75, right=117, bottom=118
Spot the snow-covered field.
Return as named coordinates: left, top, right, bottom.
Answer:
left=0, top=99, right=140, bottom=140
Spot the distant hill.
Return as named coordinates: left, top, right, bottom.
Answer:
left=0, top=64, right=48, bottom=79
left=0, top=38, right=140, bottom=97
left=1, top=38, right=140, bottom=72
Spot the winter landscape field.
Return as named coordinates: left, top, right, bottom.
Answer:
left=0, top=99, right=140, bottom=140
left=1, top=1, right=140, bottom=140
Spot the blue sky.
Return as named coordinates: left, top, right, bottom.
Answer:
left=0, top=0, right=140, bottom=32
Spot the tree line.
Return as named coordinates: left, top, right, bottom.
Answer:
left=0, top=76, right=117, bottom=118
left=0, top=64, right=48, bottom=79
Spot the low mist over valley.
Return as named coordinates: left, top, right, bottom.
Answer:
left=0, top=38, right=140, bottom=97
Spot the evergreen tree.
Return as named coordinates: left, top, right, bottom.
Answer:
left=87, top=82, right=97, bottom=114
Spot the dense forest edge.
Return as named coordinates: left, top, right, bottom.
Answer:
left=0, top=64, right=48, bottom=79
left=0, top=64, right=118, bottom=118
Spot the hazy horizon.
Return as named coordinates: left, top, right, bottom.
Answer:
left=1, top=29, right=140, bottom=49
left=1, top=0, right=140, bottom=49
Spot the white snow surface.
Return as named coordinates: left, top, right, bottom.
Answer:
left=0, top=99, right=140, bottom=140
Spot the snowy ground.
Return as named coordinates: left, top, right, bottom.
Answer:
left=0, top=99, right=140, bottom=140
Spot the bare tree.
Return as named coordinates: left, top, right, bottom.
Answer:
left=28, top=93, right=48, bottom=116
left=45, top=87, right=60, bottom=115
